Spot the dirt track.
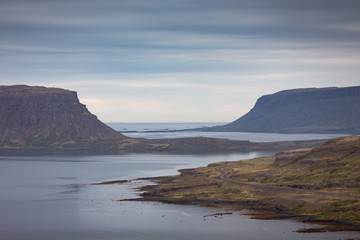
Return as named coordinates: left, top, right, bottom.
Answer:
left=215, top=162, right=360, bottom=200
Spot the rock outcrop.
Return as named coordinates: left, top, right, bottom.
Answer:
left=0, top=85, right=128, bottom=149
left=208, top=86, right=360, bottom=134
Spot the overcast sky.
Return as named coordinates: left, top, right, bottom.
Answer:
left=1, top=0, right=360, bottom=122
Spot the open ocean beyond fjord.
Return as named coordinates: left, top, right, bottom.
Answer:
left=107, top=122, right=348, bottom=142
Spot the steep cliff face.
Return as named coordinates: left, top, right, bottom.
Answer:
left=211, top=86, right=360, bottom=134
left=0, top=85, right=127, bottom=149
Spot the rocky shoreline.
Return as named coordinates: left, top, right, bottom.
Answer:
left=126, top=136, right=360, bottom=232
left=126, top=187, right=360, bottom=233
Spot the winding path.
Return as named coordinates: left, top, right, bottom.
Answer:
left=215, top=162, right=360, bottom=200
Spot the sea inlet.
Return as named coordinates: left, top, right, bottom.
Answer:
left=0, top=151, right=359, bottom=240
left=0, top=127, right=358, bottom=240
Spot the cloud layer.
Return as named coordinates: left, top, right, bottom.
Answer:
left=1, top=0, right=360, bottom=122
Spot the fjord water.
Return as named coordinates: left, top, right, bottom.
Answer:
left=0, top=124, right=357, bottom=240
left=1, top=154, right=359, bottom=240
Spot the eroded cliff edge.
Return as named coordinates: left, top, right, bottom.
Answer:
left=0, top=85, right=133, bottom=152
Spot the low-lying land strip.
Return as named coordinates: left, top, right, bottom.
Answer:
left=139, top=136, right=360, bottom=229
left=0, top=136, right=328, bottom=155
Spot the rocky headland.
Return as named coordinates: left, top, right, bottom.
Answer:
left=0, top=85, right=135, bottom=153
left=204, top=86, right=360, bottom=134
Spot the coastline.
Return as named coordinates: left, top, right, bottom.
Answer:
left=128, top=137, right=360, bottom=232
left=0, top=137, right=328, bottom=155
left=127, top=193, right=360, bottom=233
left=129, top=174, right=360, bottom=233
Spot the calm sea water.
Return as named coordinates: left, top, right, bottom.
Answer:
left=107, top=122, right=348, bottom=142
left=1, top=153, right=359, bottom=240
left=0, top=124, right=357, bottom=240
left=107, top=122, right=225, bottom=132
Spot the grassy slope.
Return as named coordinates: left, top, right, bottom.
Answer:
left=141, top=136, right=360, bottom=225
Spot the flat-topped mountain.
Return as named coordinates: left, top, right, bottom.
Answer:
left=0, top=85, right=329, bottom=154
left=0, top=85, right=128, bottom=149
left=208, top=86, right=360, bottom=134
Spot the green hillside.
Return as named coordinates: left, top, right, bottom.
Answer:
left=141, top=136, right=360, bottom=227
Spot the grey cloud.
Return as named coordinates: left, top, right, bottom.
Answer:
left=2, top=0, right=360, bottom=33
left=1, top=0, right=360, bottom=85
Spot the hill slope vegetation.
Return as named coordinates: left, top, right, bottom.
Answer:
left=141, top=136, right=360, bottom=226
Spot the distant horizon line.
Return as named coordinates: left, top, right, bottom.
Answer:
left=105, top=121, right=228, bottom=124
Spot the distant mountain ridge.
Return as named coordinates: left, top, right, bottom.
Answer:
left=0, top=85, right=331, bottom=154
left=208, top=86, right=360, bottom=134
